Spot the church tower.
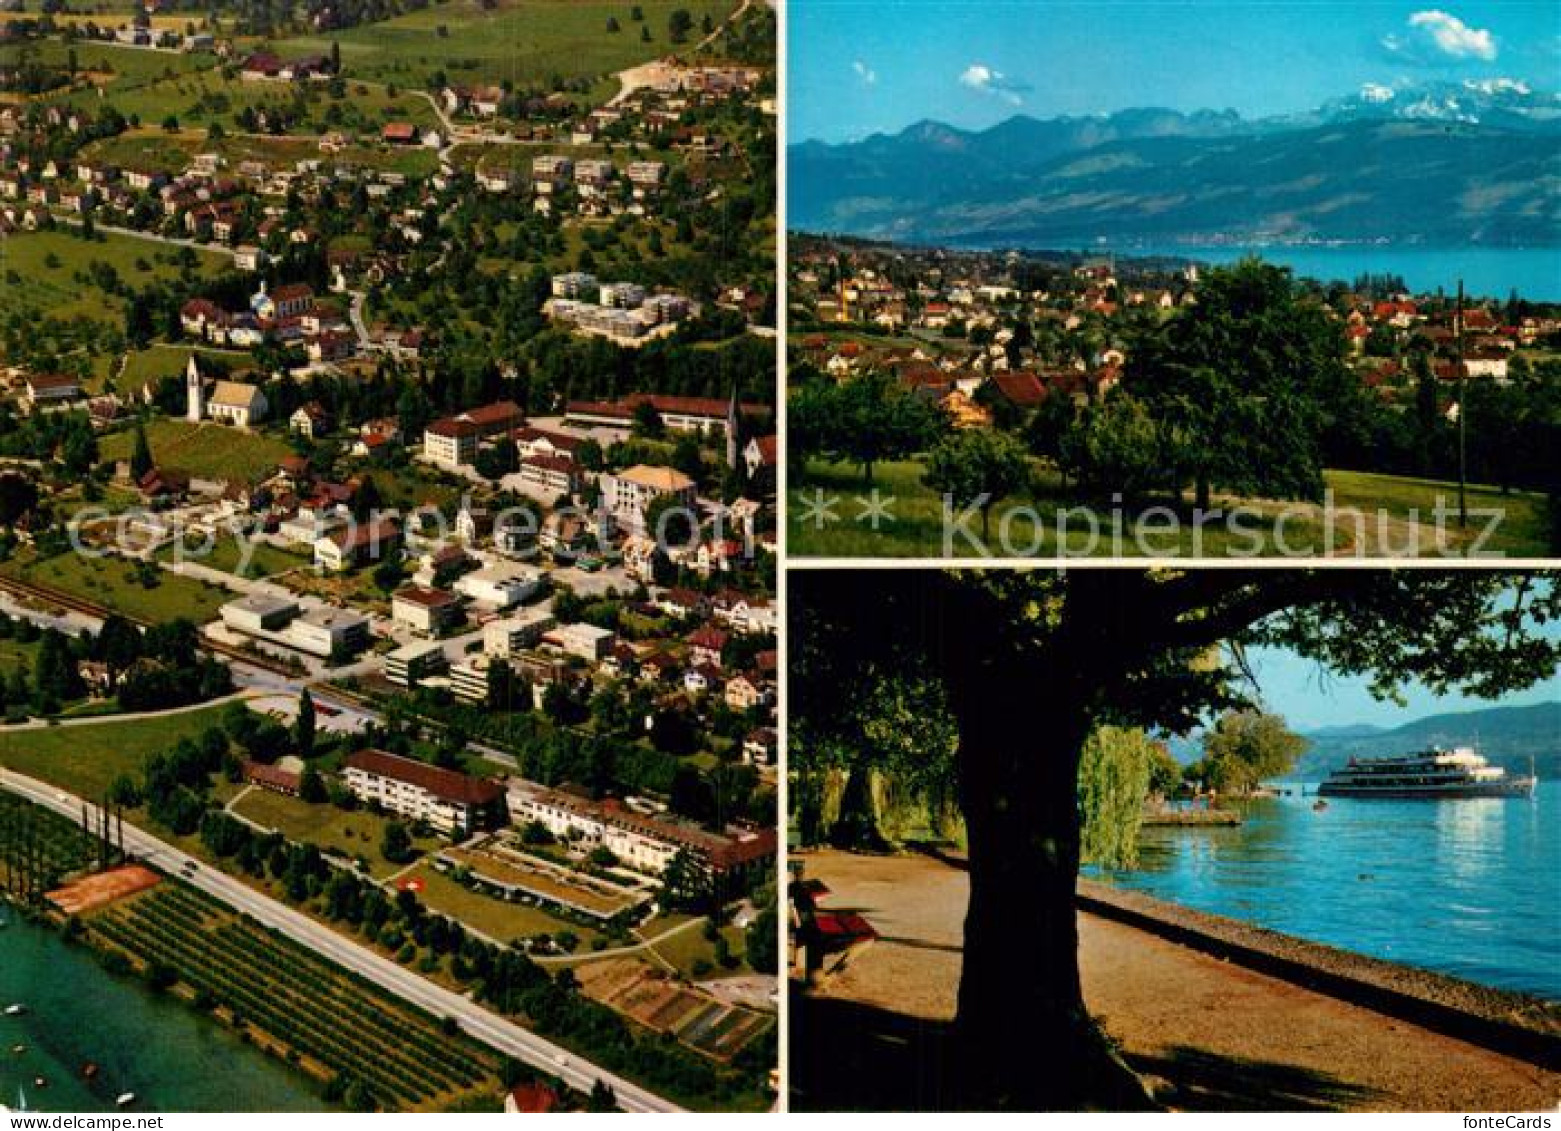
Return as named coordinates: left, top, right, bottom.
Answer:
left=186, top=355, right=204, bottom=423
left=725, top=384, right=740, bottom=470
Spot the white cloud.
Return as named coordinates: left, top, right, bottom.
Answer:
left=1386, top=10, right=1498, bottom=61
left=959, top=63, right=996, bottom=91
left=1360, top=82, right=1397, bottom=103
left=958, top=63, right=1028, bottom=106
left=852, top=60, right=877, bottom=86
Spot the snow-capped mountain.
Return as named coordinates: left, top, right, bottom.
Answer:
left=1316, top=79, right=1561, bottom=130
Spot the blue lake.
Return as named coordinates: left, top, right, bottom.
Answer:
left=1106, top=245, right=1561, bottom=302
left=0, top=911, right=328, bottom=1113
left=1089, top=780, right=1561, bottom=1002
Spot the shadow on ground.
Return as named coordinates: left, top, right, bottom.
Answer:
left=1129, top=1045, right=1382, bottom=1111
left=789, top=988, right=960, bottom=1111
left=790, top=988, right=1381, bottom=1112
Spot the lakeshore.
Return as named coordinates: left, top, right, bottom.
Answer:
left=790, top=849, right=1561, bottom=1112
left=0, top=909, right=328, bottom=1113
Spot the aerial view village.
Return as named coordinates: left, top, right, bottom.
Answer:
left=0, top=0, right=777, bottom=1114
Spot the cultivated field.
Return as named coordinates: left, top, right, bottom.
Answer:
left=89, top=883, right=506, bottom=1110
left=98, top=418, right=291, bottom=482
left=575, top=957, right=771, bottom=1062
left=0, top=792, right=100, bottom=888
left=157, top=533, right=310, bottom=580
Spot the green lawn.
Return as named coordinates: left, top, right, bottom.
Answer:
left=113, top=344, right=253, bottom=397
left=5, top=38, right=215, bottom=107
left=70, top=70, right=441, bottom=136
left=0, top=702, right=230, bottom=800
left=404, top=861, right=599, bottom=944
left=156, top=533, right=310, bottom=580
left=229, top=788, right=440, bottom=879
left=647, top=919, right=749, bottom=981
left=0, top=227, right=229, bottom=325
left=273, top=0, right=737, bottom=91
left=98, top=418, right=291, bottom=483
left=788, top=459, right=1553, bottom=559
left=0, top=549, right=232, bottom=624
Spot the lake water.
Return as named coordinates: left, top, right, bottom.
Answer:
left=0, top=911, right=328, bottom=1113
left=1089, top=780, right=1561, bottom=1002
left=1111, top=245, right=1561, bottom=302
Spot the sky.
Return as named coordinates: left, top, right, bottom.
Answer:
left=1238, top=640, right=1561, bottom=733
left=789, top=1, right=1561, bottom=143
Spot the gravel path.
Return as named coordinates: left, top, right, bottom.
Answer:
left=796, top=850, right=1559, bottom=1111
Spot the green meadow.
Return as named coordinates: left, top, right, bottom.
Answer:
left=0, top=228, right=229, bottom=324
left=274, top=0, right=738, bottom=92
left=788, top=459, right=1553, bottom=559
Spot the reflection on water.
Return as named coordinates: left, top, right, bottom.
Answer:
left=1091, top=781, right=1560, bottom=1000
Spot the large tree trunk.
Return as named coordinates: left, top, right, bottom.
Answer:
left=948, top=672, right=1157, bottom=1111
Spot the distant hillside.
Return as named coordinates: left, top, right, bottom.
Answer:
left=790, top=85, right=1561, bottom=247
left=1296, top=702, right=1561, bottom=780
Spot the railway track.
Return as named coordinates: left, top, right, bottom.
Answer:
left=0, top=574, right=300, bottom=678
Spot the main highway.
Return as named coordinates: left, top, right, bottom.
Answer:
left=0, top=766, right=683, bottom=1113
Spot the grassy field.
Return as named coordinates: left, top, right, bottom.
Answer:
left=70, top=71, right=441, bottom=137
left=229, top=788, right=440, bottom=879
left=404, top=860, right=598, bottom=945
left=273, top=0, right=737, bottom=91
left=156, top=533, right=310, bottom=579
left=113, top=343, right=253, bottom=396
left=647, top=920, right=748, bottom=980
left=0, top=227, right=230, bottom=324
left=0, top=702, right=230, bottom=799
left=98, top=418, right=291, bottom=482
left=0, top=548, right=232, bottom=624
left=788, top=459, right=1554, bottom=558
left=2, top=38, right=214, bottom=103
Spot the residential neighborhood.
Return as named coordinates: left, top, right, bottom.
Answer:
left=0, top=0, right=777, bottom=1115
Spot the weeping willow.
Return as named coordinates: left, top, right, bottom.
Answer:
left=1077, top=726, right=1155, bottom=869
left=791, top=666, right=960, bottom=849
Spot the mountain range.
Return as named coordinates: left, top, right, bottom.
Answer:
left=1294, top=701, right=1560, bottom=780
left=1168, top=702, right=1560, bottom=779
left=790, top=81, right=1561, bottom=247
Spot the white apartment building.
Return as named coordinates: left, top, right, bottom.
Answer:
left=454, top=564, right=544, bottom=610
left=545, top=622, right=616, bottom=662
left=483, top=609, right=558, bottom=657
left=601, top=464, right=697, bottom=534
left=342, top=749, right=504, bottom=836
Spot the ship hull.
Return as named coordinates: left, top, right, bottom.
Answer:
left=1317, top=776, right=1536, bottom=799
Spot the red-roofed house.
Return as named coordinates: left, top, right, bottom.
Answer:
left=342, top=749, right=505, bottom=835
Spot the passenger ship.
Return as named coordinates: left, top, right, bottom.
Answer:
left=1318, top=746, right=1536, bottom=798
